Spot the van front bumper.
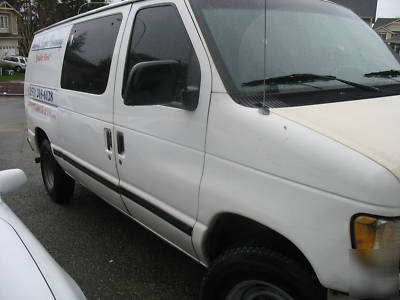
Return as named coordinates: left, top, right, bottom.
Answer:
left=327, top=272, right=400, bottom=300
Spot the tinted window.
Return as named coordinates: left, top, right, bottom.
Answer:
left=61, top=14, right=122, bottom=94
left=124, top=5, right=200, bottom=109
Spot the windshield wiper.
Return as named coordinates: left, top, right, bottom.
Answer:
left=364, top=69, right=400, bottom=78
left=243, top=73, right=380, bottom=92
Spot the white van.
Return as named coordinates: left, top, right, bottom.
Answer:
left=25, top=0, right=400, bottom=299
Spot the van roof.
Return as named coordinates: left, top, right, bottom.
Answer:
left=36, top=0, right=142, bottom=34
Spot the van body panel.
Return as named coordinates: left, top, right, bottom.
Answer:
left=197, top=92, right=400, bottom=292
left=204, top=93, right=400, bottom=208
left=24, top=98, right=58, bottom=150
left=26, top=25, right=71, bottom=89
left=272, top=96, right=400, bottom=182
left=24, top=0, right=400, bottom=297
left=112, top=0, right=212, bottom=256
left=25, top=25, right=71, bottom=151
left=55, top=4, right=132, bottom=213
left=198, top=150, right=400, bottom=292
left=118, top=180, right=200, bottom=261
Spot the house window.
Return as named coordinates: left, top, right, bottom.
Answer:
left=0, top=15, right=9, bottom=29
left=379, top=33, right=387, bottom=40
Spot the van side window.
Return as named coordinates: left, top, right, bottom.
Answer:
left=124, top=5, right=200, bottom=109
left=61, top=14, right=122, bottom=95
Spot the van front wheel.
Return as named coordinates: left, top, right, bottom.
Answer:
left=201, top=246, right=326, bottom=300
left=40, top=140, right=75, bottom=204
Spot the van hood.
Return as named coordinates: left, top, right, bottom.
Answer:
left=271, top=96, right=400, bottom=182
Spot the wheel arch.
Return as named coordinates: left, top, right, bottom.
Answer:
left=35, top=127, right=49, bottom=150
left=203, top=213, right=318, bottom=277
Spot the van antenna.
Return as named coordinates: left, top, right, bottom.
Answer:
left=259, top=0, right=270, bottom=115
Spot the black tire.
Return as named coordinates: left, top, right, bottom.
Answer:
left=201, top=246, right=326, bottom=300
left=15, top=66, right=22, bottom=73
left=40, top=139, right=75, bottom=204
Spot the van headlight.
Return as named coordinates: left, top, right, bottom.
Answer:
left=350, top=215, right=400, bottom=300
left=352, top=215, right=400, bottom=250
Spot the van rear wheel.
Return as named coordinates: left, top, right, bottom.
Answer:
left=201, top=246, right=326, bottom=300
left=40, top=140, right=75, bottom=204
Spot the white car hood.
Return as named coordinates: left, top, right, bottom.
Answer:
left=0, top=198, right=86, bottom=300
left=272, top=95, right=400, bottom=182
left=0, top=218, right=54, bottom=300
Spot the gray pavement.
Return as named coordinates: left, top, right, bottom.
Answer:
left=0, top=97, right=204, bottom=300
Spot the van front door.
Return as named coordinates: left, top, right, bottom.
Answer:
left=113, top=1, right=211, bottom=257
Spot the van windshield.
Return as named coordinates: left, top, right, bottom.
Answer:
left=189, top=0, right=400, bottom=107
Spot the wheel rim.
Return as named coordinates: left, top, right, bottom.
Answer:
left=226, top=280, right=295, bottom=300
left=43, top=152, right=55, bottom=190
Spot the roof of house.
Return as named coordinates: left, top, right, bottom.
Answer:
left=330, top=0, right=377, bottom=19
left=388, top=35, right=400, bottom=44
left=373, top=18, right=400, bottom=29
left=0, top=1, right=21, bottom=16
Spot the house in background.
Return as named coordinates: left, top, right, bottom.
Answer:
left=374, top=18, right=400, bottom=55
left=330, top=0, right=377, bottom=26
left=0, top=1, right=20, bottom=57
left=329, top=0, right=399, bottom=56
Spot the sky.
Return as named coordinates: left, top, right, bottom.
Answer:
left=377, top=0, right=400, bottom=18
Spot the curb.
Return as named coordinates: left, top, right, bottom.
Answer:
left=0, top=94, right=24, bottom=97
left=0, top=81, right=24, bottom=97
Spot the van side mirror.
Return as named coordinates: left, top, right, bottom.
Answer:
left=0, top=169, right=27, bottom=195
left=124, top=60, right=179, bottom=107
left=123, top=60, right=199, bottom=111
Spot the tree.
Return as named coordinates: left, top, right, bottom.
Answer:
left=9, top=0, right=107, bottom=56
left=54, top=0, right=107, bottom=20
left=16, top=0, right=38, bottom=56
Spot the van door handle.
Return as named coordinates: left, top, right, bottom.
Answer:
left=117, top=131, right=124, bottom=155
left=105, top=128, right=112, bottom=151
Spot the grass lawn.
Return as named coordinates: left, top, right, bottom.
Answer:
left=0, top=73, right=25, bottom=81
